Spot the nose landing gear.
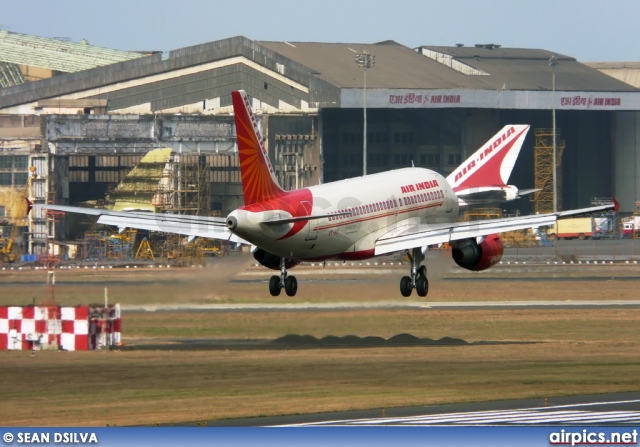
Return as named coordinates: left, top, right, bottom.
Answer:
left=399, top=248, right=429, bottom=297
left=269, top=257, right=298, bottom=297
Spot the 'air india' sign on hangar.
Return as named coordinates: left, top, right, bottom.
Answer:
left=341, top=89, right=640, bottom=110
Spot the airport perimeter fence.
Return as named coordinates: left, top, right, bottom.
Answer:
left=502, top=238, right=640, bottom=264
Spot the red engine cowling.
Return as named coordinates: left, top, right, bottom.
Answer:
left=450, top=234, right=504, bottom=271
left=253, top=248, right=300, bottom=271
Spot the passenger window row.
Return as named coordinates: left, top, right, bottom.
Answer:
left=328, top=189, right=444, bottom=222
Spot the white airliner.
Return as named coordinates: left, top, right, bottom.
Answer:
left=37, top=90, right=615, bottom=298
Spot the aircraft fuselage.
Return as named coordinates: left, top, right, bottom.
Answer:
left=227, top=167, right=458, bottom=260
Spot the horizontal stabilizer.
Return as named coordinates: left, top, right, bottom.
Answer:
left=517, top=188, right=540, bottom=196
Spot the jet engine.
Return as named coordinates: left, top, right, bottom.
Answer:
left=450, top=234, right=504, bottom=271
left=253, top=248, right=300, bottom=271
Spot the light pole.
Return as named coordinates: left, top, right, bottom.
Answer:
left=549, top=55, right=558, bottom=213
left=355, top=51, right=375, bottom=175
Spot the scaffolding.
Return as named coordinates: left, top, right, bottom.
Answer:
left=461, top=208, right=502, bottom=221
left=274, top=134, right=318, bottom=191
left=531, top=128, right=566, bottom=214
left=75, top=151, right=212, bottom=262
left=153, top=154, right=211, bottom=215
left=461, top=208, right=538, bottom=247
left=107, top=229, right=137, bottom=259
left=78, top=231, right=108, bottom=260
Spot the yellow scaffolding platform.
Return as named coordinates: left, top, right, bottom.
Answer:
left=531, top=128, right=565, bottom=214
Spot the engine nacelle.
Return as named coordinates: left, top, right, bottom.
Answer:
left=451, top=234, right=504, bottom=271
left=253, top=248, right=300, bottom=271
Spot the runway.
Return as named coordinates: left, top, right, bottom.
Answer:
left=122, top=300, right=640, bottom=313
left=203, top=392, right=640, bottom=427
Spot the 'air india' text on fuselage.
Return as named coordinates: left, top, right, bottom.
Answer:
left=400, top=180, right=439, bottom=194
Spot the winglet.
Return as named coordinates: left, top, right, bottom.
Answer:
left=446, top=125, right=530, bottom=192
left=25, top=198, right=32, bottom=215
left=231, top=90, right=286, bottom=206
left=613, top=197, right=620, bottom=214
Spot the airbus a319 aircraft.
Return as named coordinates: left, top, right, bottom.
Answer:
left=39, top=90, right=615, bottom=298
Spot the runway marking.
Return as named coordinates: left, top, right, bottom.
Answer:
left=279, top=399, right=640, bottom=426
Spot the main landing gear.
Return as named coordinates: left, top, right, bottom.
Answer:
left=269, top=257, right=298, bottom=297
left=399, top=247, right=429, bottom=298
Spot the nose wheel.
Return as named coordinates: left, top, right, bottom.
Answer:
left=399, top=248, right=429, bottom=297
left=269, top=257, right=298, bottom=297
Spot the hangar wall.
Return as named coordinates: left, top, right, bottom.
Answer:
left=614, top=112, right=640, bottom=211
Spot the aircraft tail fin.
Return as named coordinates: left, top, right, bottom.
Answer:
left=107, top=148, right=173, bottom=211
left=446, top=125, right=530, bottom=193
left=231, top=90, right=286, bottom=206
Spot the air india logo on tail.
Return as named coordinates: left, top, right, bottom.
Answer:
left=454, top=126, right=516, bottom=183
left=446, top=125, right=529, bottom=192
left=232, top=90, right=285, bottom=206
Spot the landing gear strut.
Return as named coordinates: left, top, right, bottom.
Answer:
left=399, top=247, right=429, bottom=297
left=269, top=257, right=298, bottom=297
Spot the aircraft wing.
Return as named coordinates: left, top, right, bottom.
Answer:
left=374, top=204, right=615, bottom=255
left=36, top=204, right=245, bottom=243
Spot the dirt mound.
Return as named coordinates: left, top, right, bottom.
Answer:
left=272, top=333, right=468, bottom=347
left=437, top=336, right=468, bottom=345
left=387, top=333, right=422, bottom=345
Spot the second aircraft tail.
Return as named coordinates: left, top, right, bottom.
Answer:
left=446, top=125, right=531, bottom=204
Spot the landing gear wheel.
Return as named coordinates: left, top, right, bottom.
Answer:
left=269, top=275, right=281, bottom=296
left=284, top=276, right=298, bottom=297
left=400, top=276, right=413, bottom=297
left=415, top=276, right=429, bottom=297
left=417, top=265, right=427, bottom=277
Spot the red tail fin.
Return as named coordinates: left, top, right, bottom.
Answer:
left=231, top=90, right=286, bottom=206
left=446, top=125, right=530, bottom=193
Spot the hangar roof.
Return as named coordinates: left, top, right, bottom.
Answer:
left=586, top=61, right=640, bottom=88
left=0, top=35, right=638, bottom=113
left=0, top=61, right=25, bottom=87
left=421, top=45, right=637, bottom=92
left=0, top=30, right=146, bottom=73
left=260, top=40, right=637, bottom=92
left=258, top=40, right=459, bottom=89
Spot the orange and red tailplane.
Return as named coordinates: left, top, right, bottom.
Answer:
left=231, top=90, right=286, bottom=206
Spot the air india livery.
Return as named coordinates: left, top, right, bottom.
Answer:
left=38, top=90, right=615, bottom=298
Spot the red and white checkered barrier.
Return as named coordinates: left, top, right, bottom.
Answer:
left=0, top=305, right=121, bottom=351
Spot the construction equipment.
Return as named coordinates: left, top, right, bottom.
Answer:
left=0, top=169, right=32, bottom=263
left=135, top=237, right=154, bottom=260
left=622, top=201, right=640, bottom=239
left=1, top=237, right=16, bottom=263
